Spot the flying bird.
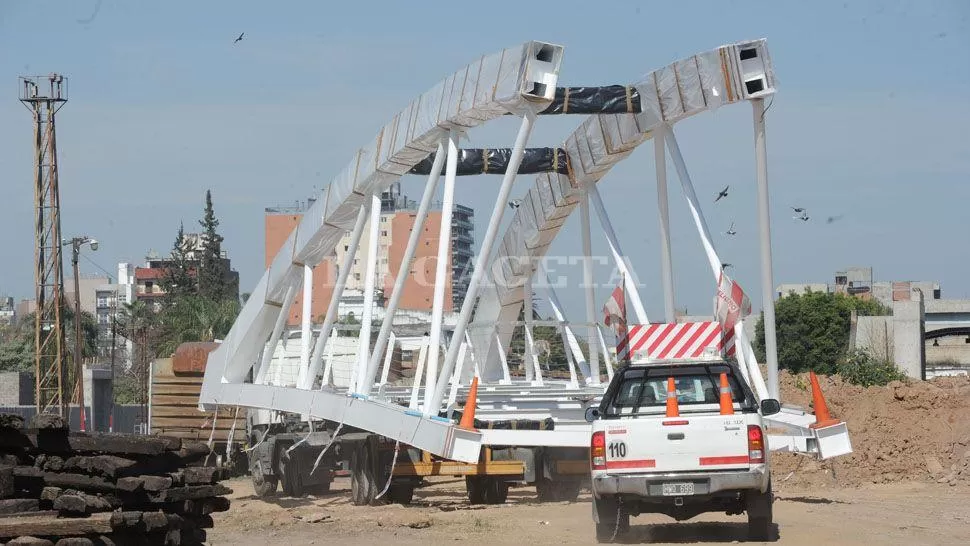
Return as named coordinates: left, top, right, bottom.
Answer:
left=508, top=199, right=522, bottom=210
left=721, top=263, right=733, bottom=269
left=233, top=32, right=245, bottom=44
left=791, top=206, right=806, bottom=213
left=826, top=214, right=844, bottom=224
left=714, top=185, right=729, bottom=203
left=794, top=212, right=810, bottom=222
left=725, top=222, right=737, bottom=236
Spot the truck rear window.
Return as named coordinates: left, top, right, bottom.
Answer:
left=602, top=365, right=752, bottom=416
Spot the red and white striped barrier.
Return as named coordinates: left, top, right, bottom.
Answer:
left=616, top=321, right=735, bottom=362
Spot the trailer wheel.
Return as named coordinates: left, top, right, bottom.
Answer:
left=465, top=477, right=486, bottom=505
left=556, top=480, right=581, bottom=502
left=535, top=479, right=557, bottom=502
left=483, top=479, right=508, bottom=505
left=388, top=483, right=414, bottom=505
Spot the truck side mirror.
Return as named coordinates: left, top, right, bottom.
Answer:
left=760, top=398, right=781, bottom=416
left=584, top=407, right=601, bottom=422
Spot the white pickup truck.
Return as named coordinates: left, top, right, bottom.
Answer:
left=585, top=359, right=781, bottom=542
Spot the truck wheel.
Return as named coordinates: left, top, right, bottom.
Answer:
left=593, top=497, right=629, bottom=543
left=465, top=477, right=486, bottom=505
left=535, top=479, right=556, bottom=502
left=483, top=479, right=508, bottom=505
left=281, top=453, right=305, bottom=498
left=746, top=480, right=774, bottom=541
left=251, top=472, right=278, bottom=497
left=350, top=444, right=370, bottom=506
left=556, top=481, right=581, bottom=502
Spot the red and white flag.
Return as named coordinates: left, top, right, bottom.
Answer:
left=714, top=271, right=751, bottom=356
left=603, top=277, right=630, bottom=363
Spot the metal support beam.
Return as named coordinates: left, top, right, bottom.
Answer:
left=753, top=98, right=779, bottom=400
left=362, top=140, right=446, bottom=394
left=663, top=128, right=720, bottom=279
left=422, top=129, right=459, bottom=415
left=654, top=125, right=676, bottom=323
left=409, top=336, right=429, bottom=410
left=352, top=195, right=382, bottom=392
left=588, top=185, right=649, bottom=324
left=523, top=273, right=536, bottom=383
left=302, top=205, right=369, bottom=390
left=379, top=332, right=397, bottom=386
left=430, top=112, right=537, bottom=411
left=299, top=264, right=313, bottom=384
left=580, top=189, right=601, bottom=386
left=255, top=287, right=294, bottom=385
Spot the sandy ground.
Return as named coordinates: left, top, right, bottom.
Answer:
left=207, top=476, right=970, bottom=546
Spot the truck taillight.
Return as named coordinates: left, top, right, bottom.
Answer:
left=747, top=425, right=765, bottom=464
left=591, top=431, right=606, bottom=470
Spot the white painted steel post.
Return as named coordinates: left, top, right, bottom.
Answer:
left=663, top=129, right=720, bottom=279
left=422, top=129, right=459, bottom=415
left=596, top=326, right=614, bottom=381
left=588, top=186, right=649, bottom=324
left=303, top=205, right=368, bottom=390
left=297, top=264, right=313, bottom=387
left=495, top=332, right=511, bottom=384
left=379, top=331, right=397, bottom=387
left=753, top=98, right=780, bottom=400
left=321, top=328, right=338, bottom=386
left=353, top=194, right=382, bottom=393
left=362, top=140, right=447, bottom=393
left=580, top=190, right=601, bottom=386
left=255, top=285, right=295, bottom=385
left=542, top=272, right=589, bottom=381
left=655, top=126, right=676, bottom=323
left=523, top=274, right=536, bottom=382
left=409, top=336, right=429, bottom=410
left=430, top=113, right=536, bottom=411
left=447, top=342, right=468, bottom=407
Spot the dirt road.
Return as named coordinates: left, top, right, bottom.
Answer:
left=208, top=476, right=970, bottom=545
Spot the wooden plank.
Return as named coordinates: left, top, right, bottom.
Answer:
left=149, top=407, right=239, bottom=419
left=393, top=460, right=524, bottom=477
left=9, top=432, right=182, bottom=456
left=149, top=394, right=205, bottom=406
left=0, top=498, right=39, bottom=515
left=0, top=511, right=113, bottom=538
left=148, top=385, right=204, bottom=397
left=171, top=342, right=219, bottom=374
left=151, top=375, right=204, bottom=385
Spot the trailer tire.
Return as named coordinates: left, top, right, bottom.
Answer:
left=281, top=452, right=305, bottom=498
left=483, top=479, right=509, bottom=505
left=388, top=483, right=414, bottom=505
left=746, top=480, right=774, bottom=541
left=465, top=477, right=486, bottom=505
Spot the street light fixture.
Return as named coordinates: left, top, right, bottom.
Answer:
left=64, top=235, right=98, bottom=431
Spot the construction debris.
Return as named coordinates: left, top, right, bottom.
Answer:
left=0, top=413, right=231, bottom=545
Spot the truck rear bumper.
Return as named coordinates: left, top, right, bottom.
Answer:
left=592, top=467, right=768, bottom=498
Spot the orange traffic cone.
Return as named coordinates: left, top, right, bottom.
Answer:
left=665, top=377, right=680, bottom=417
left=718, top=372, right=734, bottom=415
left=808, top=371, right=840, bottom=429
left=458, top=376, right=479, bottom=430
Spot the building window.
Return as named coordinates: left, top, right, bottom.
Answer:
left=145, top=281, right=154, bottom=294
left=344, top=245, right=349, bottom=251
left=381, top=230, right=388, bottom=236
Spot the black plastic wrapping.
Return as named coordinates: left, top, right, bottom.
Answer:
left=539, top=85, right=642, bottom=115
left=409, top=148, right=569, bottom=176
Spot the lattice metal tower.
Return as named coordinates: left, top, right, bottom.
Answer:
left=20, top=74, right=69, bottom=417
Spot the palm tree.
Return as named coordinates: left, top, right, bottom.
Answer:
left=156, top=296, right=240, bottom=357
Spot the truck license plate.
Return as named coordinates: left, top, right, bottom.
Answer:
left=661, top=482, right=694, bottom=496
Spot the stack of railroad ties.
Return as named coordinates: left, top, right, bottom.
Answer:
left=0, top=413, right=230, bottom=546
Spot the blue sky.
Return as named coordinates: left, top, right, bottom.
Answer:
left=1, top=0, right=968, bottom=320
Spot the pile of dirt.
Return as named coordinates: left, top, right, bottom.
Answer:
left=770, top=371, right=970, bottom=488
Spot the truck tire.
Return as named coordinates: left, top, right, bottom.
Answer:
left=350, top=444, right=370, bottom=506
left=593, top=497, right=629, bottom=543
left=251, top=472, right=278, bottom=497
left=555, top=480, right=581, bottom=502
left=746, top=480, right=774, bottom=541
left=281, top=452, right=305, bottom=498
left=483, top=478, right=509, bottom=505
left=465, top=477, right=486, bottom=505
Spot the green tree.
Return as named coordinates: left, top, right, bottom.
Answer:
left=754, top=290, right=890, bottom=374
left=160, top=222, right=196, bottom=302
left=197, top=190, right=229, bottom=302
left=0, top=308, right=99, bottom=374
left=156, top=295, right=240, bottom=356
left=116, top=300, right=159, bottom=406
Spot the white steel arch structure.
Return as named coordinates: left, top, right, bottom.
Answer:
left=201, top=38, right=852, bottom=463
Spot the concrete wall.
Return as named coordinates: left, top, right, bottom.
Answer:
left=0, top=371, right=34, bottom=405
left=854, top=316, right=894, bottom=363
left=892, top=291, right=926, bottom=380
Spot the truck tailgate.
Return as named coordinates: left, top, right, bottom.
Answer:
left=603, top=413, right=751, bottom=473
